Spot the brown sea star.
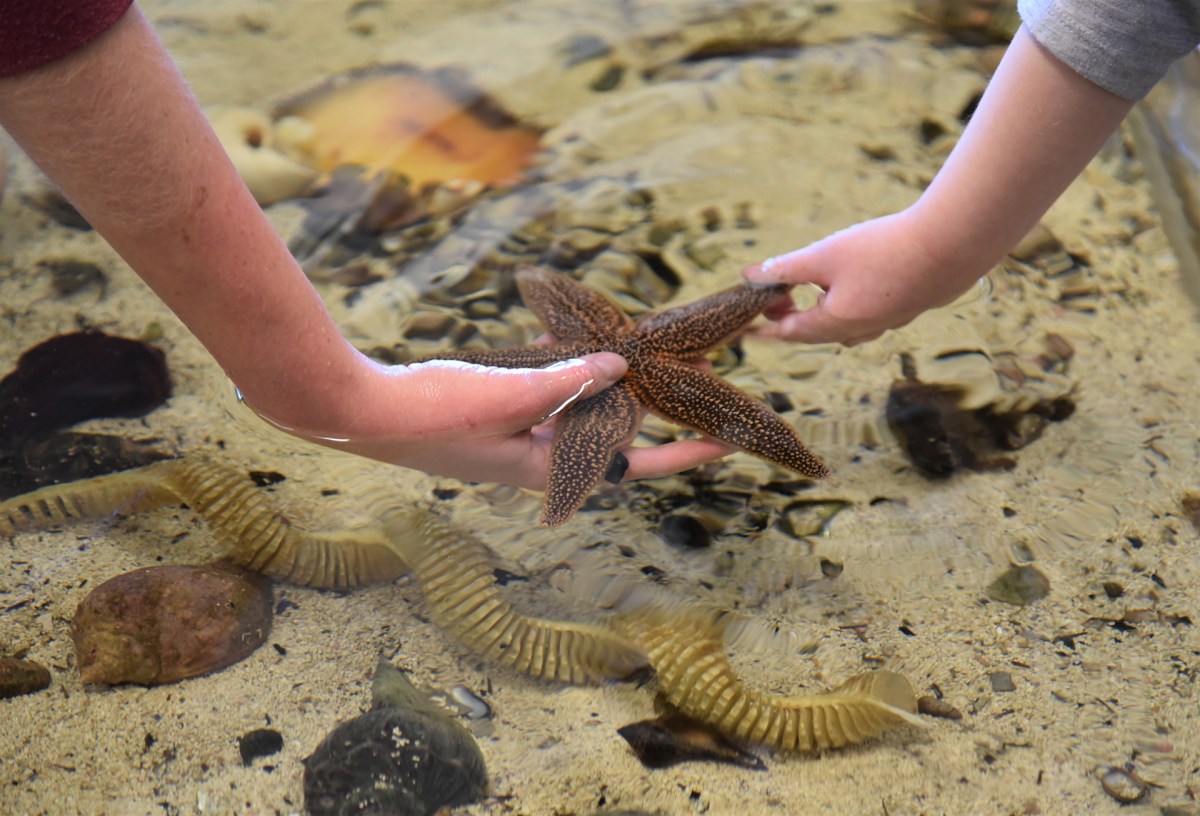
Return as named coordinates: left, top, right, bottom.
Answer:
left=421, top=266, right=829, bottom=527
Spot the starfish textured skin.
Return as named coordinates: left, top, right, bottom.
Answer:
left=421, top=266, right=829, bottom=527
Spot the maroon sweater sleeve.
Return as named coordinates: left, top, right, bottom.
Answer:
left=0, top=0, right=135, bottom=78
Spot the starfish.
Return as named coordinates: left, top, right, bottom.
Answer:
left=421, top=266, right=829, bottom=527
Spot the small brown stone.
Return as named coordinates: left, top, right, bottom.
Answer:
left=917, top=695, right=964, bottom=720
left=0, top=657, right=51, bottom=698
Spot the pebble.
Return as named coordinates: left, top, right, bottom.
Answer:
left=1099, top=766, right=1147, bottom=804
left=658, top=513, right=712, bottom=549
left=989, top=672, right=1016, bottom=693
left=239, top=728, right=284, bottom=766
left=917, top=695, right=963, bottom=720
left=0, top=657, right=51, bottom=699
left=986, top=565, right=1051, bottom=606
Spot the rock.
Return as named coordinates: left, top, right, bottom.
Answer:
left=0, top=657, right=51, bottom=698
left=303, top=661, right=488, bottom=816
left=72, top=563, right=272, bottom=685
left=986, top=565, right=1051, bottom=606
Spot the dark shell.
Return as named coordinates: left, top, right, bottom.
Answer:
left=72, top=562, right=272, bottom=685
left=617, top=713, right=765, bottom=770
left=0, top=331, right=171, bottom=449
left=0, top=657, right=52, bottom=698
left=303, top=709, right=488, bottom=816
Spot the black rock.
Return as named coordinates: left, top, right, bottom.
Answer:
left=0, top=331, right=171, bottom=448
left=239, top=728, right=284, bottom=766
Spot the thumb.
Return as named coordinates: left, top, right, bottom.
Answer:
left=522, top=352, right=627, bottom=422
left=744, top=244, right=835, bottom=291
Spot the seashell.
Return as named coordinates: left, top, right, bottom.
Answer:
left=448, top=685, right=492, bottom=720
left=988, top=671, right=1015, bottom=692
left=0, top=331, right=171, bottom=450
left=304, top=660, right=488, bottom=816
left=985, top=564, right=1050, bottom=606
left=618, top=712, right=766, bottom=770
left=0, top=657, right=52, bottom=699
left=72, top=562, right=273, bottom=685
left=273, top=63, right=541, bottom=188
left=207, top=106, right=319, bottom=205
left=616, top=609, right=925, bottom=752
left=1099, top=765, right=1148, bottom=804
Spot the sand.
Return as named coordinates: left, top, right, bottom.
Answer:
left=2, top=1, right=1199, bottom=815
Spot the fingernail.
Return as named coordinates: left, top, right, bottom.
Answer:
left=585, top=352, right=627, bottom=381
left=543, top=357, right=587, bottom=372
left=744, top=258, right=777, bottom=282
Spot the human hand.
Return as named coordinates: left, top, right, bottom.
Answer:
left=251, top=351, right=734, bottom=489
left=743, top=209, right=982, bottom=346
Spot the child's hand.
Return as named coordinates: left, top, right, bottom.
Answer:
left=743, top=210, right=977, bottom=346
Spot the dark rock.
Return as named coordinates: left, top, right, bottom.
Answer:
left=304, top=661, right=488, bottom=816
left=0, top=657, right=51, bottom=698
left=657, top=513, right=712, bottom=549
left=239, top=728, right=284, bottom=766
left=0, top=331, right=171, bottom=448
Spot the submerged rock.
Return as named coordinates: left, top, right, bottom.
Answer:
left=0, top=331, right=171, bottom=449
left=303, top=660, right=488, bottom=816
left=885, top=352, right=1074, bottom=479
left=72, top=563, right=272, bottom=685
left=0, top=657, right=52, bottom=699
left=0, top=431, right=174, bottom=501
left=986, top=564, right=1051, bottom=606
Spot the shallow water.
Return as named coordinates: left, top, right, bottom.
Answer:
left=2, top=2, right=1200, bottom=815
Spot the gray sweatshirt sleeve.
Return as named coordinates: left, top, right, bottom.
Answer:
left=1017, top=0, right=1200, bottom=99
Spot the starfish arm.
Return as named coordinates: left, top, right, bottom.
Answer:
left=412, top=342, right=594, bottom=370
left=630, top=357, right=829, bottom=479
left=541, top=382, right=641, bottom=528
left=515, top=266, right=634, bottom=344
left=633, top=282, right=786, bottom=360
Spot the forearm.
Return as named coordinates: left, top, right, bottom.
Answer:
left=0, top=5, right=369, bottom=432
left=909, top=26, right=1134, bottom=283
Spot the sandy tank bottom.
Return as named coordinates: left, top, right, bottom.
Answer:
left=2, top=1, right=1199, bottom=814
